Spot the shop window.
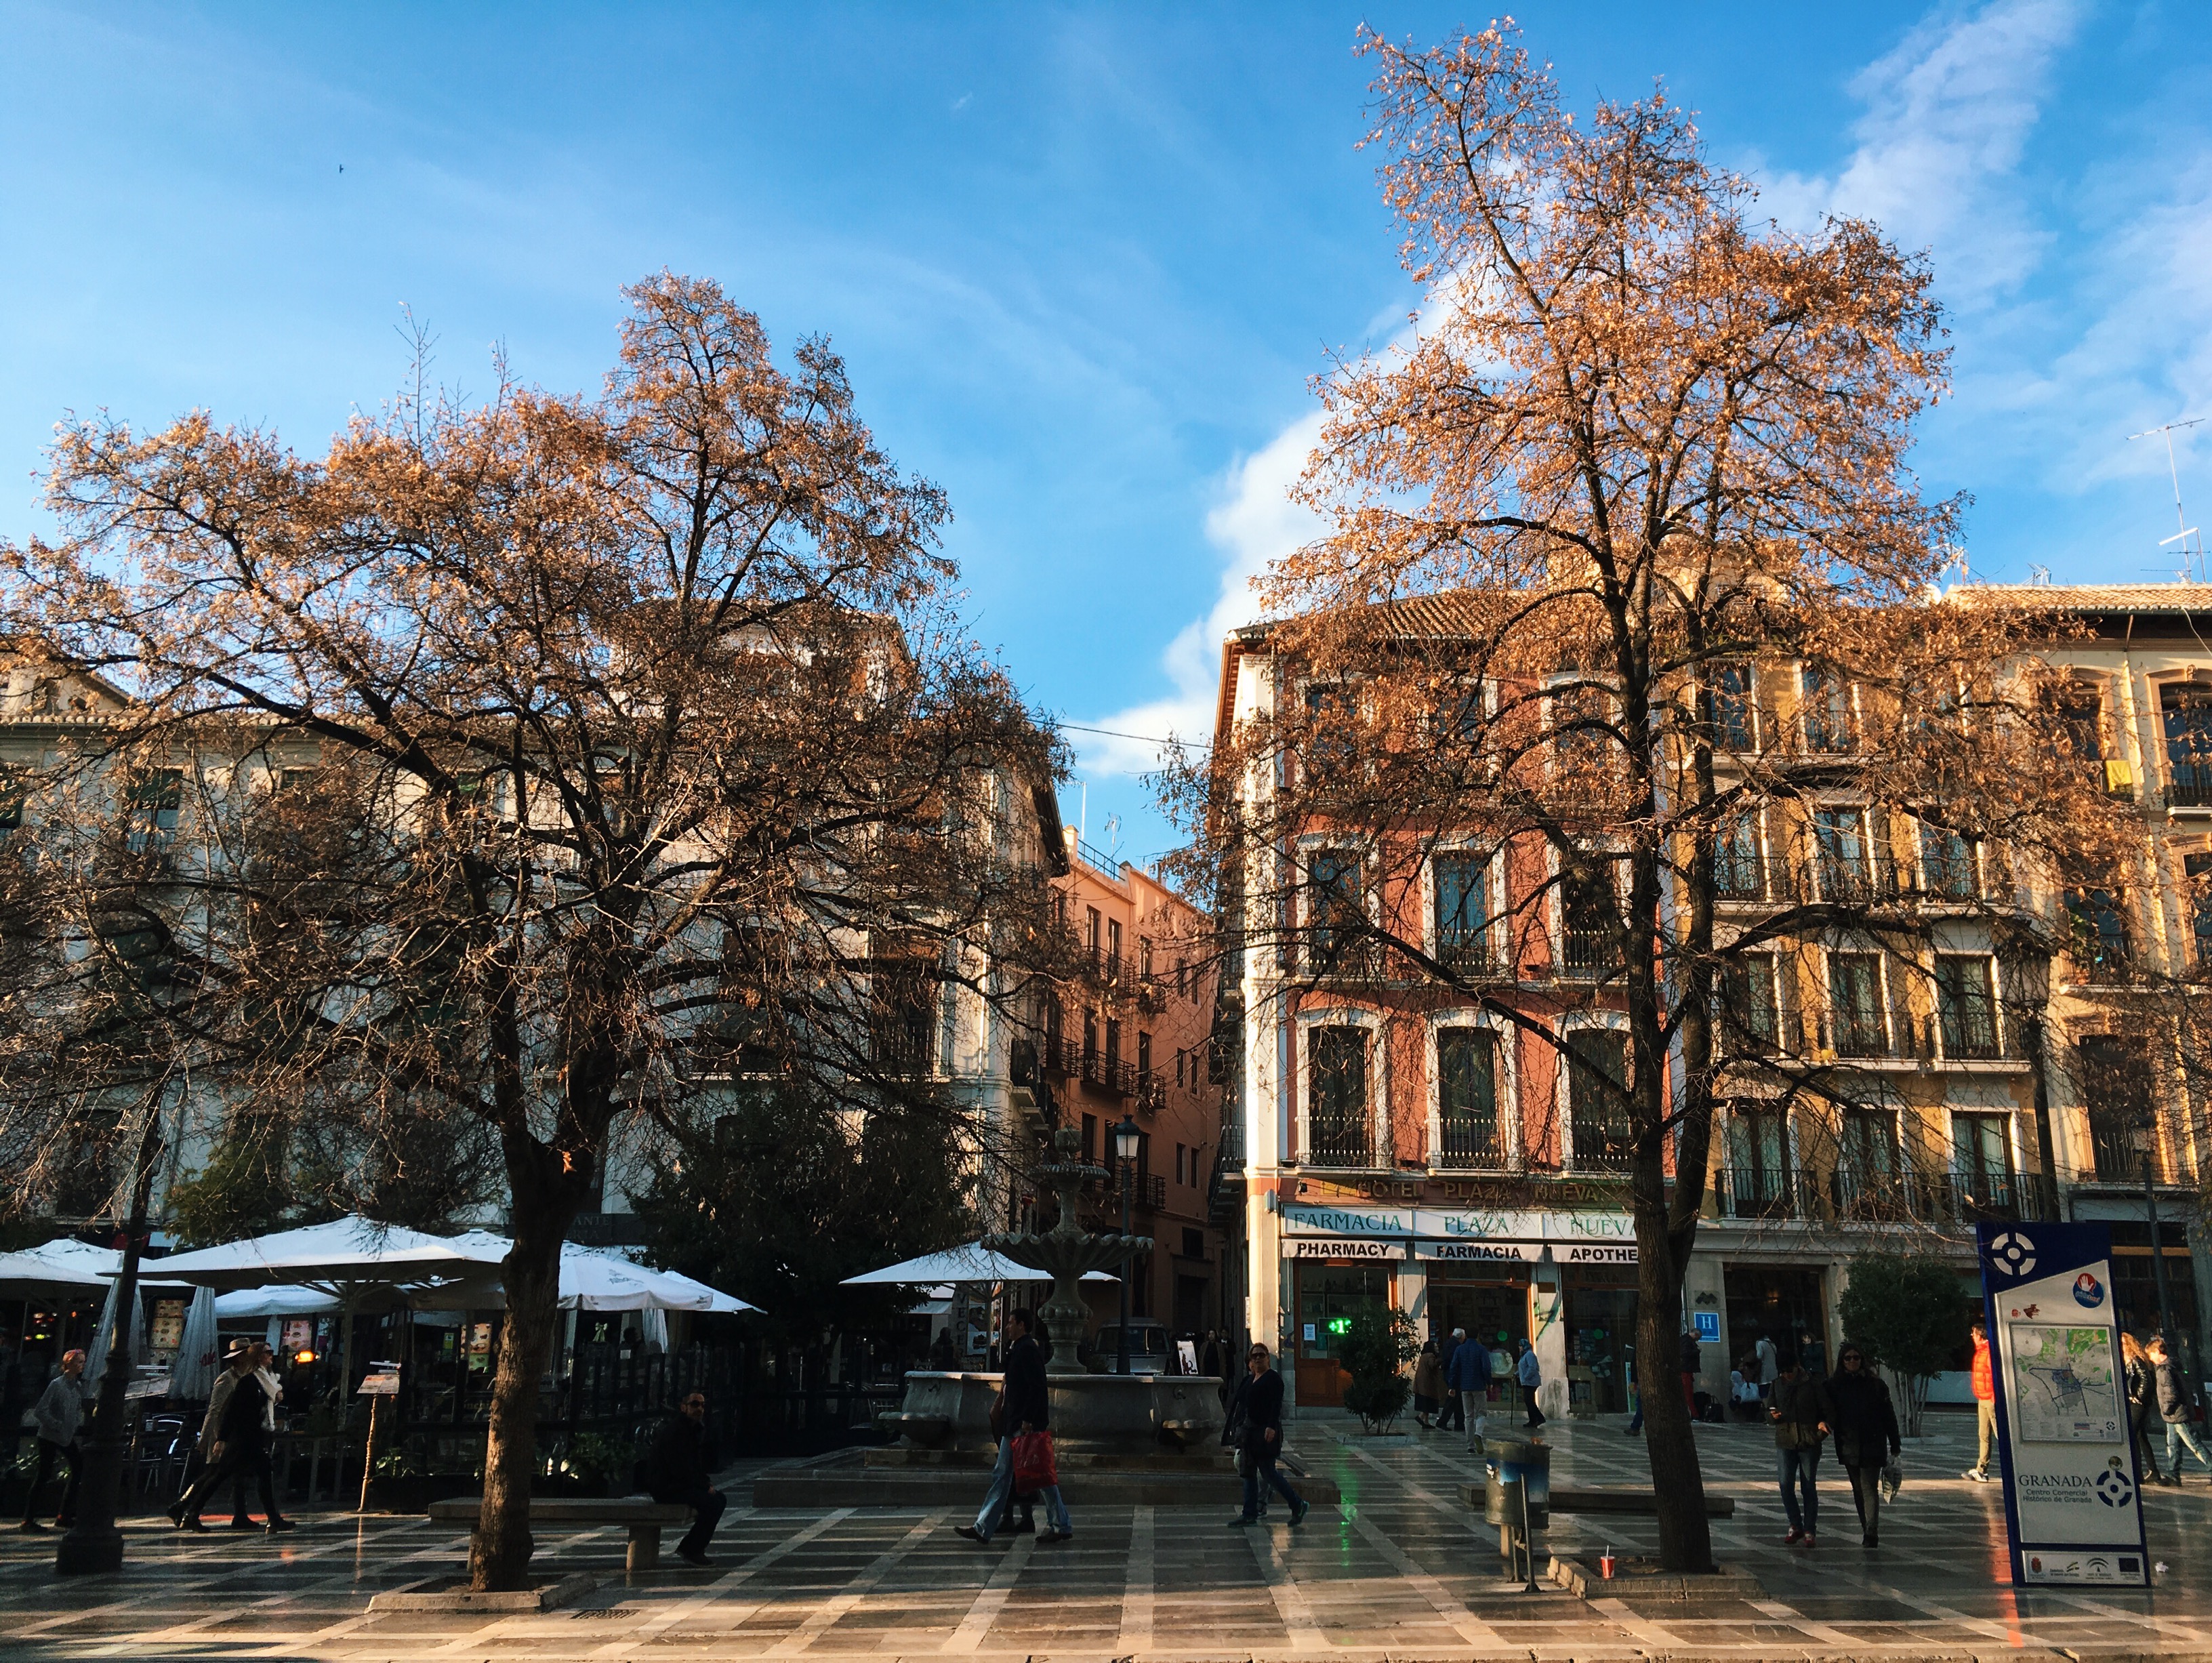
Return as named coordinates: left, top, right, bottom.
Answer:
left=1435, top=1026, right=1502, bottom=1168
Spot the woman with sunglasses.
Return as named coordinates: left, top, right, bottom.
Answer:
left=1826, top=1343, right=1900, bottom=1548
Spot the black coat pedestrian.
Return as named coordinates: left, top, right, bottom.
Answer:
left=1825, top=1368, right=1900, bottom=1469
left=1234, top=1366, right=1286, bottom=1457
left=216, top=1372, right=271, bottom=1452
left=2154, top=1358, right=2194, bottom=1423
left=1002, top=1333, right=1049, bottom=1433
left=640, top=1411, right=719, bottom=1494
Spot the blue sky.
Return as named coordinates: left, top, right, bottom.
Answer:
left=4, top=2, right=2210, bottom=863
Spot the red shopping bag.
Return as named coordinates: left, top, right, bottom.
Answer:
left=1011, top=1429, right=1057, bottom=1490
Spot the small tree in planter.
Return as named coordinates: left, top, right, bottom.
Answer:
left=1340, top=1307, right=1420, bottom=1435
left=1837, top=1252, right=1972, bottom=1437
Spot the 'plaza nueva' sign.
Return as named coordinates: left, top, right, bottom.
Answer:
left=1280, top=1203, right=1637, bottom=1244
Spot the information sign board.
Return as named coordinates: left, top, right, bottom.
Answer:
left=1977, top=1221, right=2148, bottom=1587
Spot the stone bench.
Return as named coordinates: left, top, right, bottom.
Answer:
left=426, top=1496, right=695, bottom=1573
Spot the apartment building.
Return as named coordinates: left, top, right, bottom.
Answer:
left=1027, top=839, right=1225, bottom=1346
left=1208, top=583, right=2209, bottom=1416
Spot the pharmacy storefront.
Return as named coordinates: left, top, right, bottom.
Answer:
left=1265, top=1195, right=1639, bottom=1413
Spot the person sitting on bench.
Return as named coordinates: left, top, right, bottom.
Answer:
left=640, top=1390, right=724, bottom=1567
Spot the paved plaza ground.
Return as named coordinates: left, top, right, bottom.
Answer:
left=5, top=1408, right=2211, bottom=1662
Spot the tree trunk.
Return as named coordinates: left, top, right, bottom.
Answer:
left=1633, top=1192, right=1715, bottom=1574
left=470, top=1184, right=572, bottom=1593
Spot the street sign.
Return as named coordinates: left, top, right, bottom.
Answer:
left=1977, top=1221, right=2148, bottom=1587
left=1692, top=1310, right=1721, bottom=1343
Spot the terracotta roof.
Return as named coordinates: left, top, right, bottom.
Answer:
left=1950, top=582, right=2212, bottom=614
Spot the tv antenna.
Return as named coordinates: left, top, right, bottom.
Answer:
left=2127, top=417, right=2206, bottom=581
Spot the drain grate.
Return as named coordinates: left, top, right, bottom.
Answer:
left=573, top=1606, right=642, bottom=1620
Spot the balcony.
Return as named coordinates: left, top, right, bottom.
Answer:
left=1134, top=1070, right=1167, bottom=1112
left=1433, top=1115, right=1508, bottom=1171
left=2165, top=773, right=2212, bottom=810
left=1300, top=1124, right=1376, bottom=1170
left=1713, top=855, right=1795, bottom=905
left=1557, top=928, right=1618, bottom=981
left=1826, top=1166, right=2056, bottom=1225
left=1304, top=932, right=1385, bottom=983
left=1814, top=855, right=1904, bottom=906
left=1038, top=1033, right=1138, bottom=1099
left=1716, top=1165, right=1808, bottom=1220
left=1434, top=932, right=1502, bottom=979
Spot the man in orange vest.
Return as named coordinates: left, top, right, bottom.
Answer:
left=1962, top=1317, right=1995, bottom=1481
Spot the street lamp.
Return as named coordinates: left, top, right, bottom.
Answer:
left=1114, top=1114, right=1140, bottom=1376
left=2134, top=1124, right=2180, bottom=1355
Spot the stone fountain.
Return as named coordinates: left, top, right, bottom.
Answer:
left=981, top=1123, right=1146, bottom=1378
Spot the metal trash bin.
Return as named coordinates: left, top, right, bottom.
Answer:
left=1482, top=1438, right=1551, bottom=1530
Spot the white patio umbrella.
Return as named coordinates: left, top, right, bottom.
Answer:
left=212, top=1284, right=344, bottom=1319
left=169, top=1288, right=222, bottom=1400
left=839, top=1241, right=1118, bottom=1286
left=83, top=1274, right=148, bottom=1389
left=0, top=1244, right=111, bottom=1300
left=428, top=1233, right=756, bottom=1313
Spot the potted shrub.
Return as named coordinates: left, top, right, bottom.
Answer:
left=1340, top=1307, right=1419, bottom=1435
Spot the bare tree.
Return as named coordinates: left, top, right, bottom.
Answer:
left=1165, top=27, right=2129, bottom=1571
left=2, top=275, right=1065, bottom=1590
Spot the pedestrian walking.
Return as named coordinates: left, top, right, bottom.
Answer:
left=171, top=1340, right=292, bottom=1534
left=1225, top=1342, right=1309, bottom=1528
left=18, top=1347, right=87, bottom=1532
left=1516, top=1338, right=1544, bottom=1428
left=1435, top=1328, right=1465, bottom=1431
left=1961, top=1318, right=1996, bottom=1482
left=640, top=1389, right=727, bottom=1565
left=2122, top=1333, right=2168, bottom=1485
left=1769, top=1349, right=1830, bottom=1548
left=1755, top=1333, right=1778, bottom=1401
left=1412, top=1338, right=1442, bottom=1430
left=2148, top=1335, right=2211, bottom=1482
left=956, top=1308, right=1069, bottom=1545
left=1447, top=1328, right=1491, bottom=1437
left=1200, top=1329, right=1226, bottom=1386
left=1826, top=1343, right=1899, bottom=1548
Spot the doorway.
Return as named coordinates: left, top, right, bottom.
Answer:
left=1292, top=1262, right=1391, bottom=1407
left=1723, top=1262, right=1830, bottom=1380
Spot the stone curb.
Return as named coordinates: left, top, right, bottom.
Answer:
left=365, top=1569, right=597, bottom=1613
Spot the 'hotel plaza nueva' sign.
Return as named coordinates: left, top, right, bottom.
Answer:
left=1279, top=1204, right=1638, bottom=1263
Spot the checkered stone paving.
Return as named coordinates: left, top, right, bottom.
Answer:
left=5, top=1410, right=2211, bottom=1660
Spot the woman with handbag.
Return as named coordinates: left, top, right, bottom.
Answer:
left=1825, top=1342, right=1900, bottom=1548
left=954, top=1309, right=1070, bottom=1546
left=1768, top=1349, right=1831, bottom=1549
left=1226, top=1342, right=1309, bottom=1527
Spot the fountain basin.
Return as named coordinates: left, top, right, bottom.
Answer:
left=879, top=1370, right=1227, bottom=1459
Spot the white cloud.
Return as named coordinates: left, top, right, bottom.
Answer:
left=1759, top=0, right=2081, bottom=304
left=1071, top=409, right=1324, bottom=778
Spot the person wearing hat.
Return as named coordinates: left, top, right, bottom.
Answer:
left=170, top=1340, right=292, bottom=1533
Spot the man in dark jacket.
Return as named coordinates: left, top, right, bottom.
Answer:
left=1677, top=1328, right=1704, bottom=1415
left=175, top=1342, right=291, bottom=1534
left=2149, top=1335, right=2211, bottom=1481
left=1825, top=1343, right=1900, bottom=1546
left=955, top=1308, right=1069, bottom=1544
left=18, top=1347, right=85, bottom=1531
left=1225, top=1342, right=1309, bottom=1527
left=641, top=1389, right=726, bottom=1565
left=1767, top=1350, right=1830, bottom=1548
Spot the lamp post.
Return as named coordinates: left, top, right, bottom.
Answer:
left=2137, top=1124, right=2180, bottom=1356
left=1114, top=1114, right=1139, bottom=1376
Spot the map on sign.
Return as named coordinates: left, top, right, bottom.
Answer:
left=2008, top=1323, right=2123, bottom=1444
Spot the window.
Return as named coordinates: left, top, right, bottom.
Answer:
left=1086, top=907, right=1101, bottom=954
left=0, top=768, right=22, bottom=835
left=1814, top=807, right=1881, bottom=900
left=1725, top=1105, right=1791, bottom=1217
left=1565, top=1029, right=1631, bottom=1171
left=1826, top=951, right=1888, bottom=1058
left=1952, top=1111, right=2018, bottom=1215
left=1306, top=1025, right=1371, bottom=1166
left=125, top=767, right=183, bottom=852
left=1183, top=1227, right=1206, bottom=1258
left=1558, top=859, right=1619, bottom=979
left=867, top=951, right=937, bottom=1077
left=1837, top=1109, right=1902, bottom=1218
left=1306, top=848, right=1365, bottom=971
left=2078, top=1035, right=2153, bottom=1183
left=1713, top=814, right=1764, bottom=901
left=1919, top=823, right=1978, bottom=901
left=2163, top=683, right=2212, bottom=806
left=1174, top=1142, right=1186, bottom=1184
left=1435, top=679, right=1486, bottom=747
left=1107, top=918, right=1124, bottom=974
left=1934, top=955, right=2000, bottom=1059
left=1304, top=682, right=1359, bottom=773
left=1801, top=665, right=1856, bottom=754
left=1082, top=1113, right=1097, bottom=1166
left=1704, top=661, right=1757, bottom=752
left=2053, top=684, right=2105, bottom=763
left=2064, top=869, right=2130, bottom=979
left=1435, top=1027, right=1502, bottom=1168
left=1718, top=952, right=1781, bottom=1052
left=1136, top=1030, right=1151, bottom=1079
left=1139, top=936, right=1153, bottom=981
left=1174, top=1048, right=1186, bottom=1088
left=1105, top=1018, right=1122, bottom=1070
left=2188, top=853, right=2212, bottom=975
left=1433, top=853, right=1492, bottom=972
left=1082, top=1010, right=1099, bottom=1065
